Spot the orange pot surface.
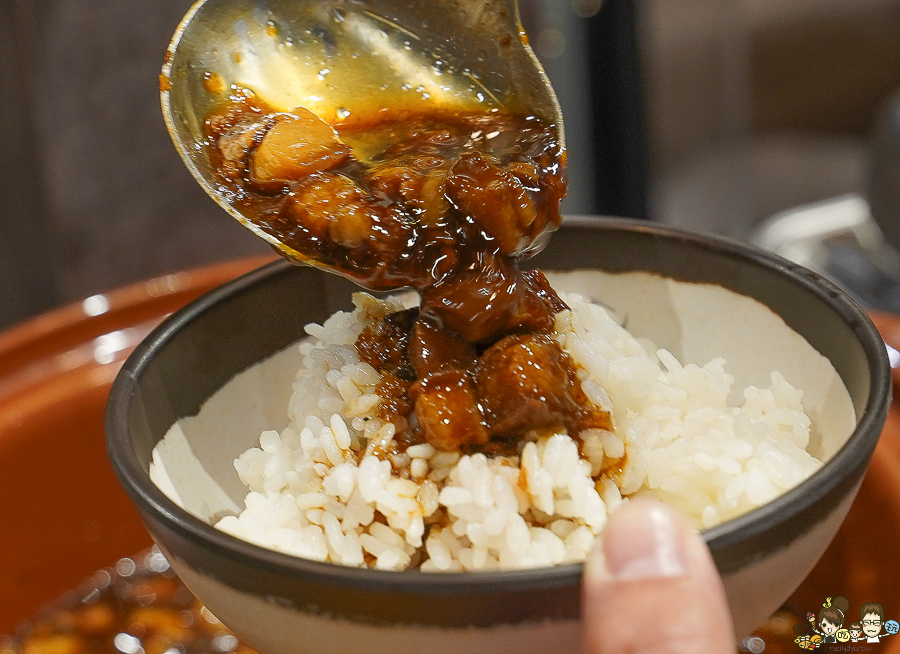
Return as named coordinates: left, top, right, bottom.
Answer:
left=0, top=256, right=274, bottom=635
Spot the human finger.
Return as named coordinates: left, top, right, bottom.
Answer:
left=582, top=498, right=734, bottom=654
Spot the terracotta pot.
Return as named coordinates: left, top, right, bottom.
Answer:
left=0, top=255, right=273, bottom=634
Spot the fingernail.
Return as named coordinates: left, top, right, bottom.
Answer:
left=602, top=502, right=689, bottom=581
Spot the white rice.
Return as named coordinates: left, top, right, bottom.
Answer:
left=215, top=290, right=822, bottom=571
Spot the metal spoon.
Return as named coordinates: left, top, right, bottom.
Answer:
left=160, top=0, right=564, bottom=261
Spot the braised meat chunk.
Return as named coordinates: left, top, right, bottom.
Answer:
left=368, top=154, right=452, bottom=228
left=418, top=256, right=564, bottom=345
left=412, top=368, right=490, bottom=451
left=446, top=152, right=539, bottom=256
left=250, top=109, right=350, bottom=183
left=475, top=334, right=611, bottom=438
left=407, top=316, right=476, bottom=379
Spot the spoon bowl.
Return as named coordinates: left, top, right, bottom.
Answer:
left=160, top=0, right=564, bottom=259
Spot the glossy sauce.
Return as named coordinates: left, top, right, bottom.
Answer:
left=206, top=95, right=565, bottom=293
left=206, top=95, right=611, bottom=453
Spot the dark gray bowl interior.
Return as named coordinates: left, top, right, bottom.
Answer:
left=107, top=217, right=890, bottom=626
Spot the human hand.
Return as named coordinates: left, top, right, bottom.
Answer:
left=583, top=499, right=734, bottom=654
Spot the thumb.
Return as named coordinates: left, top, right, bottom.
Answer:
left=583, top=498, right=734, bottom=654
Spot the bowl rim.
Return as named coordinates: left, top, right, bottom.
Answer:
left=106, top=216, right=891, bottom=594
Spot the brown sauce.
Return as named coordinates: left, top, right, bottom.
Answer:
left=205, top=93, right=611, bottom=453
left=205, top=93, right=565, bottom=293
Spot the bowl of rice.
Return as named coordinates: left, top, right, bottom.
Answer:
left=106, top=217, right=891, bottom=653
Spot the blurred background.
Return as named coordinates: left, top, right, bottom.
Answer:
left=3, top=0, right=900, bottom=328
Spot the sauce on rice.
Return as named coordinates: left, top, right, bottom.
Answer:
left=205, top=95, right=610, bottom=453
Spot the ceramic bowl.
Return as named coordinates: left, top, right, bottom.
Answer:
left=106, top=217, right=891, bottom=652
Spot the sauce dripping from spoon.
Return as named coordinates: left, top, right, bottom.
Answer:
left=202, top=93, right=611, bottom=453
